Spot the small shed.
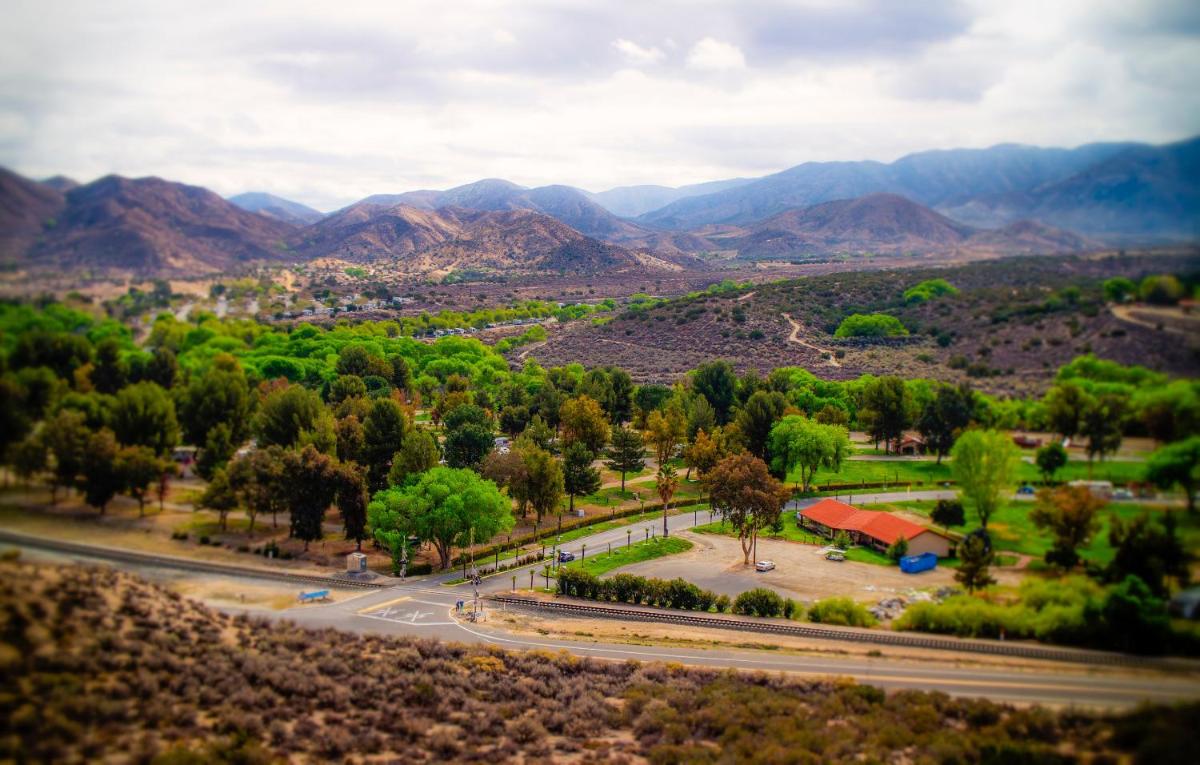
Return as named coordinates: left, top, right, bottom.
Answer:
left=346, top=552, right=368, bottom=574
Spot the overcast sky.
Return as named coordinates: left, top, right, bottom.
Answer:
left=2, top=0, right=1198, bottom=210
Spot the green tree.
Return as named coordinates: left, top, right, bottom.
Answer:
left=254, top=384, right=324, bottom=449
left=176, top=354, right=253, bottom=448
left=80, top=428, right=122, bottom=514
left=1106, top=512, right=1191, bottom=597
left=1134, top=381, right=1200, bottom=443
left=1081, top=394, right=1126, bottom=472
left=692, top=361, right=737, bottom=424
left=335, top=414, right=366, bottom=464
left=282, top=445, right=340, bottom=550
left=683, top=428, right=722, bottom=485
left=835, top=313, right=908, bottom=338
left=1043, top=382, right=1092, bottom=441
left=362, top=398, right=412, bottom=492
left=115, top=445, right=162, bottom=516
left=90, top=338, right=128, bottom=394
left=886, top=535, right=909, bottom=562
left=917, top=384, right=973, bottom=464
left=1102, top=277, right=1136, bottom=303
left=41, top=409, right=89, bottom=504
left=196, top=422, right=235, bottom=480
left=735, top=390, right=788, bottom=459
left=523, top=444, right=565, bottom=524
left=1145, top=437, right=1200, bottom=514
left=560, top=395, right=610, bottom=454
left=705, top=453, right=790, bottom=565
left=111, top=382, right=179, bottom=455
left=930, top=498, right=965, bottom=530
left=1030, top=486, right=1104, bottom=569
left=368, top=466, right=513, bottom=570
left=1139, top=274, right=1185, bottom=305
left=767, top=415, right=851, bottom=491
left=444, top=422, right=494, bottom=470
left=562, top=442, right=600, bottom=514
left=144, top=346, right=178, bottom=389
left=7, top=434, right=48, bottom=489
left=606, top=425, right=645, bottom=490
left=336, top=461, right=369, bottom=550
left=227, top=445, right=288, bottom=531
left=521, top=414, right=554, bottom=452
left=388, top=430, right=440, bottom=486
left=1035, top=442, right=1068, bottom=484
left=644, top=407, right=686, bottom=466
left=950, top=429, right=1020, bottom=528
left=861, top=376, right=910, bottom=452
left=198, top=466, right=240, bottom=532
left=955, top=534, right=995, bottom=593
left=0, top=375, right=32, bottom=458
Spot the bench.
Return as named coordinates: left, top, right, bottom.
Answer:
left=297, top=589, right=331, bottom=603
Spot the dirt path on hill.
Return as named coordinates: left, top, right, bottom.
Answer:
left=782, top=313, right=841, bottom=367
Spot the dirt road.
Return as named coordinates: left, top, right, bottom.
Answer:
left=782, top=312, right=841, bottom=367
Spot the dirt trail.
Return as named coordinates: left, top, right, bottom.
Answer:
left=782, top=313, right=841, bottom=367
left=1110, top=304, right=1197, bottom=338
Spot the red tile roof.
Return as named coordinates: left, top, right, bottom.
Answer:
left=800, top=500, right=940, bottom=545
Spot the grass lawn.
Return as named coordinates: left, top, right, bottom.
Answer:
left=872, top=498, right=1198, bottom=566
left=560, top=536, right=693, bottom=577
left=795, top=458, right=1144, bottom=490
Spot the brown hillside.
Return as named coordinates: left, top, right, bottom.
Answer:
left=297, top=203, right=645, bottom=274
left=30, top=175, right=297, bottom=274
left=0, top=169, right=65, bottom=262
left=0, top=561, right=1181, bottom=763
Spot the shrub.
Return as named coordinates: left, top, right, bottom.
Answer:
left=885, top=536, right=908, bottom=562
left=807, top=597, right=877, bottom=627
left=903, top=279, right=959, bottom=304
left=834, top=313, right=908, bottom=338
left=732, top=588, right=785, bottom=618
left=713, top=594, right=731, bottom=613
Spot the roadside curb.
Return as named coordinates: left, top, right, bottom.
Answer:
left=0, top=529, right=390, bottom=590
left=488, top=595, right=1200, bottom=670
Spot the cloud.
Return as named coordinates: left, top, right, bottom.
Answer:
left=0, top=0, right=1196, bottom=209
left=612, top=38, right=665, bottom=65
left=686, top=38, right=746, bottom=71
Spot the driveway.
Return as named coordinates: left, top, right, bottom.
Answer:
left=611, top=530, right=959, bottom=603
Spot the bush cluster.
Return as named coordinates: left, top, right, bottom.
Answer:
left=895, top=575, right=1194, bottom=655
left=557, top=569, right=729, bottom=612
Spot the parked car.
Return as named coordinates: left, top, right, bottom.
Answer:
left=557, top=550, right=575, bottom=563
left=754, top=560, right=775, bottom=572
left=1112, top=488, right=1134, bottom=500
left=1016, top=485, right=1035, bottom=495
left=825, top=551, right=845, bottom=562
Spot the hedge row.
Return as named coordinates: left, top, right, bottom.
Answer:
left=557, top=569, right=730, bottom=613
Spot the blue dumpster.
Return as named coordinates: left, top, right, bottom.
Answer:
left=899, top=552, right=938, bottom=574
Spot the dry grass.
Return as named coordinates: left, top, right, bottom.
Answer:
left=0, top=559, right=1193, bottom=763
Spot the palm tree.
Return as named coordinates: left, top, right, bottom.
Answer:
left=656, top=464, right=679, bottom=538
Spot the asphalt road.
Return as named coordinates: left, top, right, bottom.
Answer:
left=7, top=537, right=1200, bottom=709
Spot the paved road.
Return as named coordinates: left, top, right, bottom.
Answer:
left=7, top=536, right=1199, bottom=709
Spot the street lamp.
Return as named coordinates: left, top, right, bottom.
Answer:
left=627, top=529, right=632, bottom=548
left=581, top=543, right=587, bottom=562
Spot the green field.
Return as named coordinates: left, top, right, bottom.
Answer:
left=791, top=458, right=1145, bottom=490
left=559, top=536, right=693, bottom=577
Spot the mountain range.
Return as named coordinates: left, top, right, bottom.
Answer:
left=0, top=136, right=1195, bottom=276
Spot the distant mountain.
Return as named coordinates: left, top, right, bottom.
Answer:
left=28, top=175, right=297, bottom=274
left=345, top=178, right=712, bottom=254
left=40, top=176, right=79, bottom=193
left=293, top=202, right=646, bottom=275
left=942, top=137, right=1200, bottom=241
left=586, top=178, right=753, bottom=217
left=0, top=169, right=65, bottom=262
left=229, top=192, right=324, bottom=226
left=635, top=140, right=1188, bottom=241
left=711, top=193, right=1094, bottom=258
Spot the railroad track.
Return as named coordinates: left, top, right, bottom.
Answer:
left=0, top=529, right=388, bottom=590
left=488, top=595, right=1194, bottom=670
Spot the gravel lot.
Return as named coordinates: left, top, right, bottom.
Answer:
left=613, top=531, right=965, bottom=603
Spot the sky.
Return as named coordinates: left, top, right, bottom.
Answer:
left=1, top=0, right=1198, bottom=211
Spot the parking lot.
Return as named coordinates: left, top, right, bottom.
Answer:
left=614, top=531, right=967, bottom=602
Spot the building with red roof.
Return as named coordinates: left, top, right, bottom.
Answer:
left=799, top=499, right=952, bottom=558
